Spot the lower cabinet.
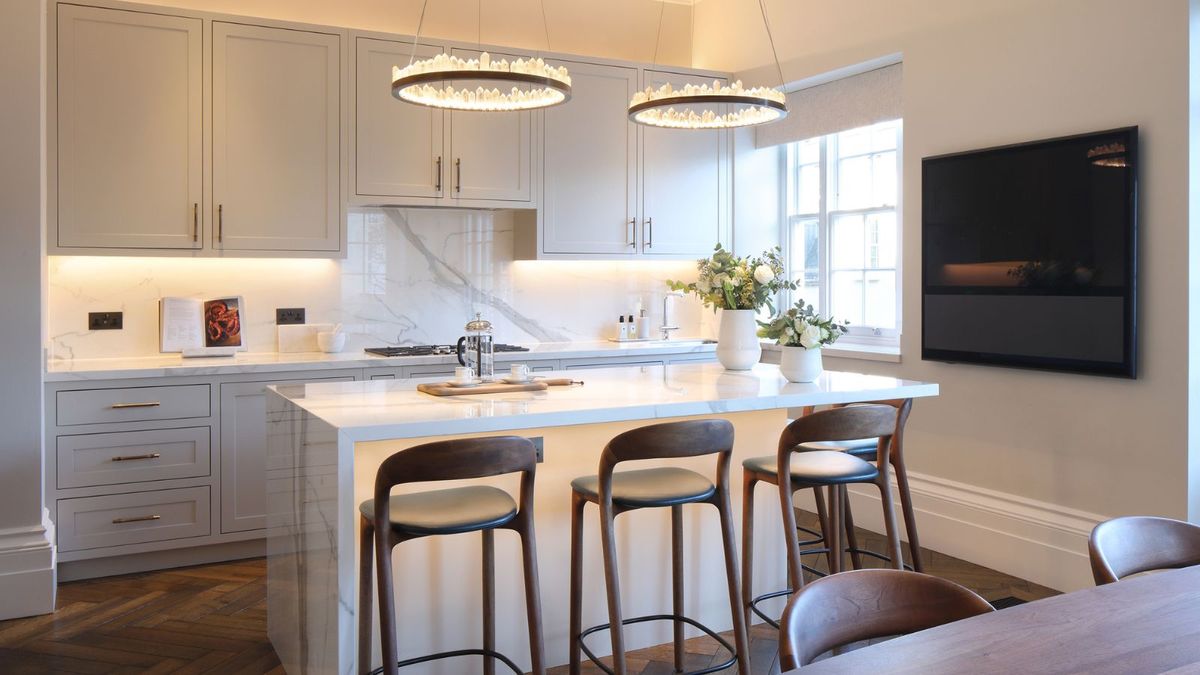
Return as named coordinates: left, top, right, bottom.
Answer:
left=219, top=376, right=353, bottom=533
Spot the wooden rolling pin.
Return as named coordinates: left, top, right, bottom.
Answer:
left=536, top=378, right=584, bottom=386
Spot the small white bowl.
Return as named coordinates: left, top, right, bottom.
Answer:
left=317, top=331, right=346, bottom=353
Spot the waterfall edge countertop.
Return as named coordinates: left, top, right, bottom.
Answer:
left=43, top=338, right=716, bottom=382
left=269, top=362, right=939, bottom=442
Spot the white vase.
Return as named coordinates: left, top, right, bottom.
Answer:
left=779, top=345, right=823, bottom=382
left=716, top=309, right=762, bottom=370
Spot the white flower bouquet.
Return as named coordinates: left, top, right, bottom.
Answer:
left=666, top=244, right=795, bottom=312
left=757, top=300, right=849, bottom=349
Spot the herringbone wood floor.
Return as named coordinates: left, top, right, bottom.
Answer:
left=0, top=511, right=1056, bottom=674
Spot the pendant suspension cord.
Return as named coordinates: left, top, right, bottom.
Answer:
left=539, top=0, right=553, bottom=54
left=477, top=0, right=481, bottom=49
left=689, top=0, right=695, bottom=69
left=406, top=0, right=430, bottom=66
left=650, top=0, right=666, bottom=66
left=758, top=0, right=786, bottom=87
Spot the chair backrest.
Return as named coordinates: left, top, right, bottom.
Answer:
left=778, top=405, right=898, bottom=466
left=1089, top=516, right=1200, bottom=585
left=602, top=418, right=735, bottom=465
left=778, top=569, right=994, bottom=670
left=374, top=435, right=537, bottom=506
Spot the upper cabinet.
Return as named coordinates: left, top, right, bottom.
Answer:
left=50, top=4, right=346, bottom=257
left=212, top=23, right=343, bottom=252
left=55, top=5, right=203, bottom=250
left=351, top=39, right=533, bottom=206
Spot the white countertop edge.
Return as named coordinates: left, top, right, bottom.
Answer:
left=44, top=339, right=717, bottom=382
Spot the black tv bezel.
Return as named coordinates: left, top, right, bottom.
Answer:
left=920, top=126, right=1139, bottom=379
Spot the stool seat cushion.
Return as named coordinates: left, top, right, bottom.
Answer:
left=743, top=451, right=878, bottom=485
left=360, top=485, right=517, bottom=536
left=797, top=437, right=880, bottom=459
left=571, top=467, right=715, bottom=508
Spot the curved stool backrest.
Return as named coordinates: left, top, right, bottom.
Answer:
left=1089, top=516, right=1200, bottom=585
left=597, top=419, right=735, bottom=499
left=778, top=569, right=994, bottom=670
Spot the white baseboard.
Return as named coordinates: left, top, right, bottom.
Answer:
left=0, top=508, right=57, bottom=620
left=796, top=471, right=1107, bottom=592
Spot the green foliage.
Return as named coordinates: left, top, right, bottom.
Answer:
left=757, top=299, right=849, bottom=349
left=666, top=244, right=796, bottom=312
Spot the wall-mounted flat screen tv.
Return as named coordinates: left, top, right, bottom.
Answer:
left=922, top=127, right=1137, bottom=377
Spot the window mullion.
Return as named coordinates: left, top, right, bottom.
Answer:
left=819, top=136, right=830, bottom=314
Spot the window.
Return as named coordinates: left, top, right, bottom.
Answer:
left=785, top=119, right=901, bottom=345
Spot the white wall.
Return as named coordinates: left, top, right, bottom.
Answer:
left=701, top=0, right=1191, bottom=589
left=0, top=0, right=55, bottom=619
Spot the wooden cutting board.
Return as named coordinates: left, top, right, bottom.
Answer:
left=416, top=381, right=547, bottom=397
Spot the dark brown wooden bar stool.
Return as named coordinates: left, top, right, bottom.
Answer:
left=741, top=405, right=905, bottom=629
left=357, top=436, right=545, bottom=675
left=568, top=419, right=751, bottom=675
left=1089, top=516, right=1200, bottom=585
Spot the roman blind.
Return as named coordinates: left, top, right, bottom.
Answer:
left=755, top=63, right=902, bottom=149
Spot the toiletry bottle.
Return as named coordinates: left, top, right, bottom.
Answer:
left=617, top=315, right=626, bottom=340
left=627, top=315, right=636, bottom=339
left=637, top=308, right=651, bottom=339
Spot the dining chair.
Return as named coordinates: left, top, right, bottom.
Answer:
left=1088, top=515, right=1200, bottom=585
left=777, top=568, right=994, bottom=670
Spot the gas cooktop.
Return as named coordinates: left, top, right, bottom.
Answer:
left=364, top=344, right=530, bottom=357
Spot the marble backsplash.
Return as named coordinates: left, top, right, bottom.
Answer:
left=47, top=208, right=711, bottom=362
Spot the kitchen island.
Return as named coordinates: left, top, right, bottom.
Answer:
left=265, top=363, right=938, bottom=674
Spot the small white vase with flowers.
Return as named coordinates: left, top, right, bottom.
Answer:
left=758, top=300, right=849, bottom=382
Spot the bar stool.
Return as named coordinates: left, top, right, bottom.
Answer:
left=568, top=419, right=751, bottom=675
left=357, top=436, right=545, bottom=675
left=740, top=405, right=905, bottom=629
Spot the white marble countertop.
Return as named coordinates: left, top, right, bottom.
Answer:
left=44, top=339, right=716, bottom=382
left=270, top=362, right=938, bottom=442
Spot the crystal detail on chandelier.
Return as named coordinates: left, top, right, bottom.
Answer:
left=628, top=79, right=788, bottom=130
left=392, top=51, right=572, bottom=112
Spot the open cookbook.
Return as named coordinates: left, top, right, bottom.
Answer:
left=160, top=296, right=245, bottom=355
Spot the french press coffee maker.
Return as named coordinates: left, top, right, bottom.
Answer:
left=456, top=313, right=494, bottom=380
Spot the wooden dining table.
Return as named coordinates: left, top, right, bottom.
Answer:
left=794, top=565, right=1200, bottom=674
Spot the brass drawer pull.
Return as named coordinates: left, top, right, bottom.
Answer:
left=435, top=156, right=443, bottom=192
left=111, top=453, right=161, bottom=462
left=455, top=158, right=462, bottom=193
left=110, top=402, right=161, bottom=409
left=192, top=203, right=199, bottom=242
left=112, top=514, right=161, bottom=524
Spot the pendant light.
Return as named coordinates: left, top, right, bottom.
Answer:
left=392, top=0, right=572, bottom=112
left=628, top=0, right=788, bottom=130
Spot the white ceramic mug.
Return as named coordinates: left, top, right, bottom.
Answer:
left=316, top=331, right=346, bottom=353
left=454, top=366, right=475, bottom=383
left=509, top=363, right=530, bottom=381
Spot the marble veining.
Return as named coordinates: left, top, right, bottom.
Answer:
left=48, top=208, right=709, bottom=362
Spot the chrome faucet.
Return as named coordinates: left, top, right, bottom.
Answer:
left=660, top=291, right=683, bottom=340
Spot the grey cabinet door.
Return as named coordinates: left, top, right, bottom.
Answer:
left=219, top=377, right=351, bottom=533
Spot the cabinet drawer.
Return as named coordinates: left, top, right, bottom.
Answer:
left=57, top=384, right=210, bottom=426
left=57, top=486, right=210, bottom=552
left=57, top=427, right=211, bottom=489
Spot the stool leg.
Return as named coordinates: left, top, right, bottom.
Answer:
left=482, top=528, right=496, bottom=675
left=893, top=453, right=923, bottom=572
left=569, top=492, right=585, bottom=675
left=876, top=475, right=905, bottom=571
left=842, top=490, right=864, bottom=570
left=671, top=505, right=685, bottom=673
left=827, top=486, right=843, bottom=575
left=811, top=486, right=833, bottom=573
left=374, top=530, right=399, bottom=675
left=518, top=512, right=547, bottom=675
left=740, top=471, right=755, bottom=631
left=598, top=499, right=628, bottom=675
left=716, top=482, right=752, bottom=675
left=358, top=515, right=374, bottom=675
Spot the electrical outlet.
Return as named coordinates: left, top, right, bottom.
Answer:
left=276, top=308, right=306, bottom=325
left=88, top=312, right=123, bottom=330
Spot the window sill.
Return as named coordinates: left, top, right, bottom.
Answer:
left=760, top=341, right=901, bottom=364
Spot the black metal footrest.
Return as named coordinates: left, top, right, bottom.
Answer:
left=367, top=647, right=523, bottom=675
left=579, top=613, right=737, bottom=675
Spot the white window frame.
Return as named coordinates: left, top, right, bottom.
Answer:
left=780, top=121, right=903, bottom=349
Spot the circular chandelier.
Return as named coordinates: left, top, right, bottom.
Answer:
left=392, top=0, right=571, bottom=113
left=628, top=80, right=787, bottom=129
left=629, top=0, right=788, bottom=130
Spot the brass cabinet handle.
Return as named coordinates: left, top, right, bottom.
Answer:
left=435, top=156, right=442, bottom=192
left=455, top=158, right=462, bottom=193
left=646, top=217, right=653, bottom=249
left=110, top=402, right=161, bottom=409
left=628, top=218, right=636, bottom=247
left=112, top=514, right=161, bottom=524
left=192, top=203, right=198, bottom=242
left=111, top=453, right=161, bottom=462
left=217, top=204, right=223, bottom=243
